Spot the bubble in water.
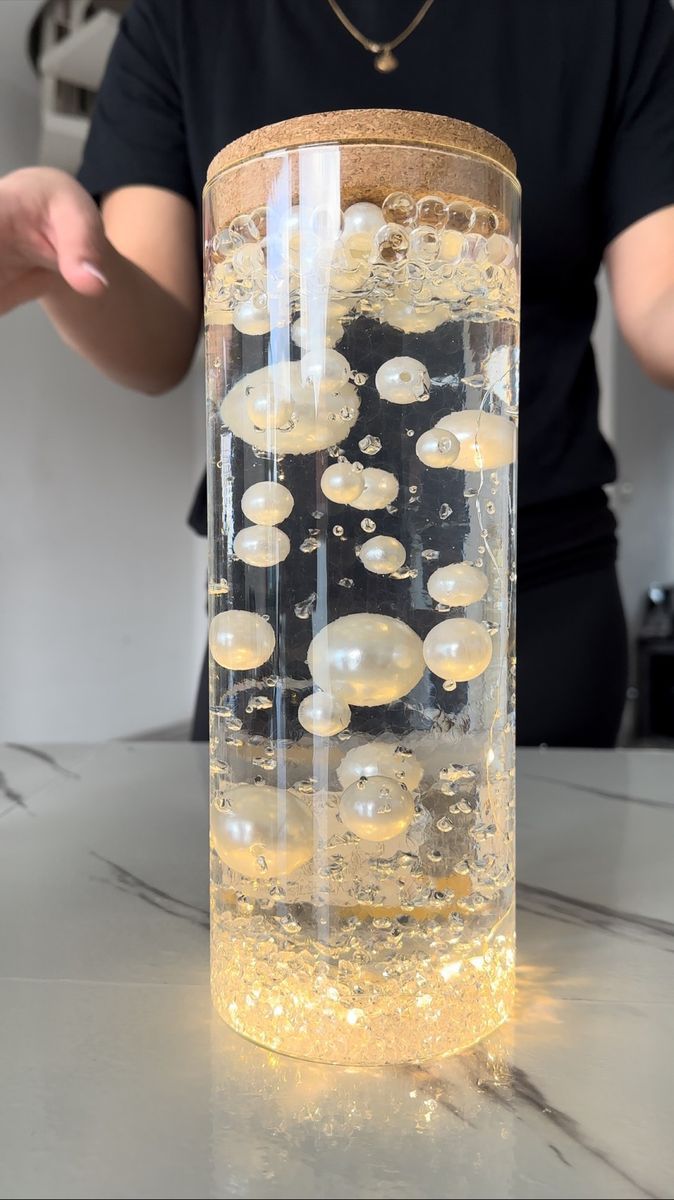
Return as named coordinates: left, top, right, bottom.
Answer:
left=209, top=610, right=275, bottom=671
left=333, top=525, right=344, bottom=537
left=421, top=548, right=440, bottom=561
left=439, top=503, right=453, bottom=520
left=359, top=434, right=382, bottom=456
left=423, top=618, right=493, bottom=682
left=294, top=592, right=317, bottom=619
left=338, top=577, right=354, bottom=588
left=339, top=776, right=414, bottom=842
left=361, top=518, right=376, bottom=533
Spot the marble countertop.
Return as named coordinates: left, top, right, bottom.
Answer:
left=0, top=742, right=672, bottom=1200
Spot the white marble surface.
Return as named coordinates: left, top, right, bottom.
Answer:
left=0, top=742, right=672, bottom=1200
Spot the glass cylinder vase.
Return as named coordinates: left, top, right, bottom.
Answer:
left=204, top=110, right=519, bottom=1065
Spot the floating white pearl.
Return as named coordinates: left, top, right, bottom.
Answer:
left=375, top=356, right=430, bottom=405
left=415, top=427, right=460, bottom=468
left=298, top=691, right=351, bottom=736
left=359, top=535, right=406, bottom=575
left=241, top=481, right=294, bottom=526
left=423, top=617, right=493, bottom=682
left=339, top=775, right=414, bottom=842
left=307, top=613, right=424, bottom=706
left=222, top=363, right=360, bottom=455
left=291, top=314, right=344, bottom=350
left=209, top=610, right=275, bottom=670
left=348, top=467, right=399, bottom=510
left=233, top=297, right=272, bottom=336
left=435, top=410, right=516, bottom=470
left=300, top=348, right=350, bottom=394
left=320, top=460, right=364, bottom=504
left=336, top=741, right=424, bottom=791
left=380, top=295, right=450, bottom=334
left=342, top=202, right=385, bottom=255
left=212, top=784, right=312, bottom=878
left=427, top=563, right=489, bottom=606
left=233, top=525, right=290, bottom=567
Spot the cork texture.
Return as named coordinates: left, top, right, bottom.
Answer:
left=205, top=109, right=518, bottom=231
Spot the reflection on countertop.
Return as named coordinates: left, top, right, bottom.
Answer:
left=0, top=742, right=672, bottom=1200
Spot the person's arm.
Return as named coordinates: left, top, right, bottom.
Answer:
left=605, top=204, right=674, bottom=390
left=0, top=167, right=200, bottom=396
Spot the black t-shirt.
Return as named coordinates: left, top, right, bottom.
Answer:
left=78, top=0, right=674, bottom=587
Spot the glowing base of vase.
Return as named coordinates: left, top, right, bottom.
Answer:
left=211, top=905, right=515, bottom=1066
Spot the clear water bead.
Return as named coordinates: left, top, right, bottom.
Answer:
left=416, top=195, right=448, bottom=227
left=374, top=223, right=410, bottom=265
left=294, top=592, right=317, bottom=619
left=446, top=201, right=475, bottom=232
left=410, top=226, right=440, bottom=263
left=299, top=536, right=320, bottom=553
left=382, top=191, right=416, bottom=227
left=361, top=518, right=376, bottom=533
left=359, top=434, right=382, bottom=456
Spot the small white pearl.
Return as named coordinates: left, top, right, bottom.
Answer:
left=300, top=348, right=351, bottom=394
left=359, top=535, right=406, bottom=575
left=375, top=356, right=430, bottom=405
left=211, top=783, right=312, bottom=878
left=209, top=610, right=275, bottom=670
left=427, top=563, right=489, bottom=606
left=321, top=461, right=364, bottom=504
left=339, top=776, right=414, bottom=842
left=233, top=297, right=271, bottom=335
left=241, top=481, right=294, bottom=526
left=233, top=525, right=290, bottom=567
left=348, top=467, right=399, bottom=510
left=298, top=691, right=351, bottom=736
left=337, top=742, right=423, bottom=791
left=435, top=410, right=516, bottom=470
left=423, top=617, right=493, bottom=682
left=342, top=202, right=384, bottom=255
left=307, top=613, right=425, bottom=706
left=415, top=427, right=460, bottom=468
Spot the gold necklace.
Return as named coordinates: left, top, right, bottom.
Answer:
left=327, top=0, right=436, bottom=72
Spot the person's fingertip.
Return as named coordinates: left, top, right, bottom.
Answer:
left=81, top=260, right=109, bottom=286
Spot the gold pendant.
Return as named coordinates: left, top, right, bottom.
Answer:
left=374, top=48, right=398, bottom=72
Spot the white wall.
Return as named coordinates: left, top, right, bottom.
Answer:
left=0, top=4, right=207, bottom=741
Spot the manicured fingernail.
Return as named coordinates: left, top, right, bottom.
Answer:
left=82, top=261, right=109, bottom=286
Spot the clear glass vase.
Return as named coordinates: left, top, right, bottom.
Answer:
left=204, top=110, right=520, bottom=1065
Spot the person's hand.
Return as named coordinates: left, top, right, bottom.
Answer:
left=0, top=167, right=108, bottom=315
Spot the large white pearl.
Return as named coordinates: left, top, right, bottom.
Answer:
left=300, top=348, right=350, bottom=394
left=241, top=481, right=294, bottom=526
left=336, top=741, right=424, bottom=791
left=233, top=297, right=272, bottom=336
left=307, top=613, right=424, bottom=706
left=342, top=202, right=384, bottom=255
left=359, top=535, right=406, bottom=575
left=209, top=610, right=275, bottom=670
left=298, top=691, right=351, bottom=736
left=348, top=467, right=399, bottom=510
left=435, top=410, right=516, bottom=470
left=375, top=356, right=430, bottom=405
left=222, top=363, right=360, bottom=455
left=415, top=427, right=460, bottom=468
left=320, top=460, right=365, bottom=504
left=380, top=296, right=450, bottom=334
left=233, top=525, right=290, bottom=567
left=212, top=784, right=312, bottom=878
left=423, top=617, right=493, bottom=682
left=291, top=314, right=344, bottom=350
left=339, top=776, right=414, bottom=842
left=427, top=563, right=489, bottom=606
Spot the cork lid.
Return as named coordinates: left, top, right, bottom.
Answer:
left=206, top=109, right=516, bottom=183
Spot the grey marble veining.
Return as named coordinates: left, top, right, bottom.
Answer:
left=0, top=742, right=672, bottom=1200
